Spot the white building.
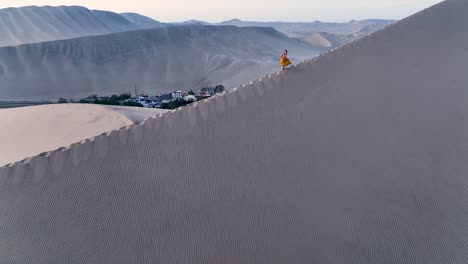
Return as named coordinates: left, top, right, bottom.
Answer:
left=172, top=91, right=183, bottom=100
left=201, top=86, right=216, bottom=96
left=184, top=95, right=197, bottom=102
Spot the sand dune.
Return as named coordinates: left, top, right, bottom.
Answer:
left=0, top=6, right=163, bottom=47
left=121, top=12, right=163, bottom=28
left=1, top=0, right=467, bottom=263
left=0, top=104, right=167, bottom=166
left=299, top=33, right=333, bottom=47
left=0, top=25, right=321, bottom=101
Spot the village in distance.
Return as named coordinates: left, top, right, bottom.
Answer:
left=58, top=85, right=226, bottom=110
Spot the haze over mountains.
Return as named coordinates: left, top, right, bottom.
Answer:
left=0, top=5, right=392, bottom=100
left=0, top=5, right=393, bottom=48
left=182, top=18, right=394, bottom=47
left=217, top=19, right=394, bottom=37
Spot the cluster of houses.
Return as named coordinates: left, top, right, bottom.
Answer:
left=130, top=85, right=226, bottom=108
left=70, top=85, right=226, bottom=109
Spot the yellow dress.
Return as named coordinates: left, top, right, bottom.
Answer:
left=280, top=57, right=292, bottom=67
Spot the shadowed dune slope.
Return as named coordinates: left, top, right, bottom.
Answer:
left=0, top=6, right=163, bottom=47
left=0, top=25, right=320, bottom=101
left=1, top=0, right=468, bottom=263
left=120, top=12, right=163, bottom=28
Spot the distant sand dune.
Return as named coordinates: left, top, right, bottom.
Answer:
left=0, top=25, right=321, bottom=101
left=0, top=104, right=167, bottom=166
left=300, top=33, right=333, bottom=47
left=0, top=7, right=390, bottom=101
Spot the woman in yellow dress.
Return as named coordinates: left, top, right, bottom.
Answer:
left=280, top=50, right=292, bottom=71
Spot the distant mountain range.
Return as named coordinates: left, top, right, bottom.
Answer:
left=0, top=5, right=394, bottom=100
left=177, top=18, right=394, bottom=38
left=0, top=5, right=394, bottom=48
left=179, top=18, right=394, bottom=47
left=0, top=6, right=165, bottom=47
left=216, top=19, right=394, bottom=37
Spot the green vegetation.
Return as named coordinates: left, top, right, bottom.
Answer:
left=160, top=99, right=194, bottom=110
left=123, top=101, right=143, bottom=107
left=78, top=93, right=133, bottom=106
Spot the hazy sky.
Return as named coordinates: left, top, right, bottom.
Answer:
left=0, top=0, right=443, bottom=22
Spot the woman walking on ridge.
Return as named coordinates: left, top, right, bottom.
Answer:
left=280, top=50, right=292, bottom=71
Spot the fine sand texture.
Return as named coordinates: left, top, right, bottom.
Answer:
left=0, top=0, right=467, bottom=263
left=0, top=104, right=167, bottom=166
